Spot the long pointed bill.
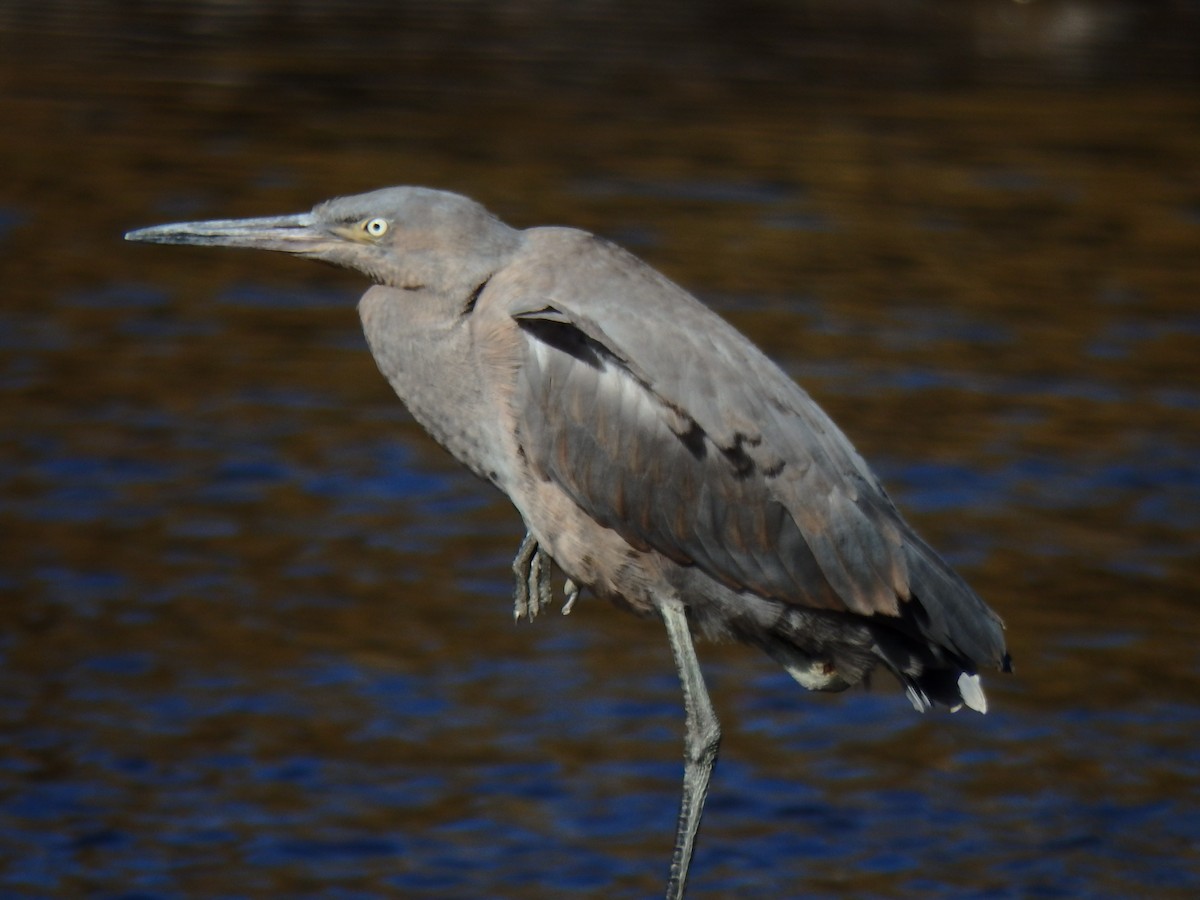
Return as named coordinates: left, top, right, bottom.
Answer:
left=124, top=212, right=333, bottom=254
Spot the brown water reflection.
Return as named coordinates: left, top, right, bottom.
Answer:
left=2, top=2, right=1198, bottom=897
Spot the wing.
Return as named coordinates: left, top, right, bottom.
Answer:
left=508, top=231, right=1006, bottom=666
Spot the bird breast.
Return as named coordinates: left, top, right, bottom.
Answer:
left=358, top=284, right=513, bottom=487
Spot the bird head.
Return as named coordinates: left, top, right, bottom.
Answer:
left=125, top=186, right=522, bottom=297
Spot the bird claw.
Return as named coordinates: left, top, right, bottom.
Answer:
left=512, top=532, right=553, bottom=622
left=562, top=579, right=580, bottom=615
left=512, top=532, right=580, bottom=622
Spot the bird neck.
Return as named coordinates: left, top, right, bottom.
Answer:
left=358, top=284, right=504, bottom=484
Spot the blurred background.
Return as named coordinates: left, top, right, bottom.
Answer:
left=1, top=1, right=1198, bottom=897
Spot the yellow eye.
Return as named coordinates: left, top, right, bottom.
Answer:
left=364, top=217, right=389, bottom=238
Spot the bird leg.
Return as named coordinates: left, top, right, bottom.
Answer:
left=512, top=531, right=555, bottom=622
left=660, top=599, right=721, bottom=900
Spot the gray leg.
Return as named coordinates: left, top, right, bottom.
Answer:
left=660, top=599, right=721, bottom=900
left=512, top=531, right=554, bottom=622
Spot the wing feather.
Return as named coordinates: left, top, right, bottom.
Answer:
left=513, top=302, right=896, bottom=617
left=506, top=231, right=1007, bottom=665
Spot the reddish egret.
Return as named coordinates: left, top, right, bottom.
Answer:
left=126, top=187, right=1010, bottom=898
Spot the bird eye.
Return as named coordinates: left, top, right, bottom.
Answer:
left=364, top=217, right=389, bottom=238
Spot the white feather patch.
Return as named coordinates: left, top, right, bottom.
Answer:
left=905, top=685, right=932, bottom=713
left=957, top=672, right=988, bottom=714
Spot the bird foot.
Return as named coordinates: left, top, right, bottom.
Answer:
left=512, top=532, right=583, bottom=622
left=510, top=532, right=555, bottom=621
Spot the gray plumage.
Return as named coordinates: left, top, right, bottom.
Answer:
left=126, top=186, right=1011, bottom=899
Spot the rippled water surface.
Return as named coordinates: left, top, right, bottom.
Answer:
left=2, top=3, right=1198, bottom=897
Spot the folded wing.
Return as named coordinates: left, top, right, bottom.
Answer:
left=509, top=233, right=1006, bottom=669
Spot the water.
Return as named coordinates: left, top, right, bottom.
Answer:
left=2, top=3, right=1198, bottom=897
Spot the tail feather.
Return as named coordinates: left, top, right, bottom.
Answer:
left=957, top=672, right=988, bottom=713
left=758, top=602, right=1001, bottom=715
left=900, top=534, right=1008, bottom=671
left=899, top=668, right=989, bottom=714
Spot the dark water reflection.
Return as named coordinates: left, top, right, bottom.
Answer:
left=2, top=2, right=1199, bottom=897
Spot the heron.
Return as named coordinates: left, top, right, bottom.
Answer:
left=126, top=186, right=1011, bottom=898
